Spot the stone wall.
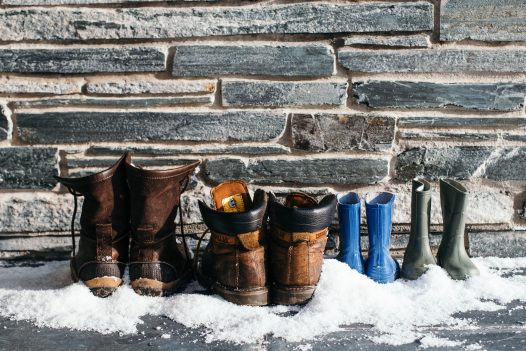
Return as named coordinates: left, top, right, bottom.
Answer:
left=0, top=0, right=525, bottom=259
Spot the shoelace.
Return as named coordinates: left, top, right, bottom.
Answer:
left=66, top=186, right=82, bottom=256
left=193, top=228, right=210, bottom=275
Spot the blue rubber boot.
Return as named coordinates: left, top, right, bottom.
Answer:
left=365, top=192, right=400, bottom=283
left=337, top=192, right=365, bottom=274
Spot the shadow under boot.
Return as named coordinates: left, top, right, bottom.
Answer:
left=337, top=192, right=364, bottom=274
left=365, top=192, right=400, bottom=284
left=197, top=180, right=269, bottom=306
left=55, top=153, right=130, bottom=298
left=437, top=179, right=480, bottom=280
left=126, top=158, right=200, bottom=296
left=401, top=179, right=436, bottom=280
left=268, top=192, right=336, bottom=305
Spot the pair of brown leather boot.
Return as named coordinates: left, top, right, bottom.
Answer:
left=197, top=181, right=336, bottom=306
left=56, top=153, right=199, bottom=297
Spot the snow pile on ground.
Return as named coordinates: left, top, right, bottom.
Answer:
left=0, top=257, right=525, bottom=347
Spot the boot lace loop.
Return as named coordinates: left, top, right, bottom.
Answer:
left=66, top=187, right=82, bottom=256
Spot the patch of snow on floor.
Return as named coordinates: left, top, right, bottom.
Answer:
left=0, top=258, right=525, bottom=347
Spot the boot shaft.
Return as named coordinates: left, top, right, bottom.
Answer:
left=409, top=178, right=432, bottom=242
left=337, top=192, right=364, bottom=271
left=365, top=192, right=395, bottom=255
left=440, top=179, right=468, bottom=241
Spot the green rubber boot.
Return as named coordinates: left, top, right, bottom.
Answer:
left=401, top=178, right=436, bottom=280
left=437, top=179, right=480, bottom=280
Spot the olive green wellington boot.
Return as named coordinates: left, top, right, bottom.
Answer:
left=401, top=178, right=436, bottom=280
left=437, top=179, right=480, bottom=280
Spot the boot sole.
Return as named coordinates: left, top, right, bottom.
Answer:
left=70, top=259, right=122, bottom=298
left=196, top=268, right=269, bottom=306
left=271, top=285, right=316, bottom=305
left=131, top=269, right=192, bottom=297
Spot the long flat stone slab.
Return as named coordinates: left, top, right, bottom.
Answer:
left=0, top=48, right=165, bottom=74
left=291, top=113, right=395, bottom=152
left=88, top=144, right=290, bottom=156
left=16, top=111, right=287, bottom=143
left=0, top=147, right=58, bottom=189
left=339, top=48, right=526, bottom=73
left=469, top=231, right=526, bottom=257
left=0, top=3, right=433, bottom=41
left=441, top=0, right=526, bottom=42
left=343, top=34, right=430, bottom=48
left=204, top=157, right=388, bottom=185
left=0, top=77, right=83, bottom=95
left=353, top=81, right=526, bottom=111
left=85, top=79, right=216, bottom=95
left=398, top=117, right=526, bottom=128
left=222, top=80, right=347, bottom=107
left=173, top=44, right=334, bottom=77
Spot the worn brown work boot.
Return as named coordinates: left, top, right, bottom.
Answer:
left=197, top=180, right=269, bottom=306
left=126, top=158, right=200, bottom=296
left=268, top=192, right=336, bottom=305
left=55, top=153, right=130, bottom=298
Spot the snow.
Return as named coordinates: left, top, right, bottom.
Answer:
left=0, top=258, right=525, bottom=348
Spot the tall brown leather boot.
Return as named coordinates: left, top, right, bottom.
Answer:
left=197, top=181, right=269, bottom=306
left=126, top=158, right=200, bottom=296
left=268, top=192, right=336, bottom=305
left=55, top=153, right=130, bottom=298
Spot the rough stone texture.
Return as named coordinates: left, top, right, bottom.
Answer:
left=398, top=131, right=498, bottom=141
left=85, top=79, right=216, bottom=95
left=222, top=80, right=347, bottom=107
left=291, top=114, right=395, bottom=152
left=0, top=235, right=72, bottom=252
left=0, top=48, right=165, bottom=74
left=88, top=144, right=290, bottom=156
left=339, top=48, right=526, bottom=73
left=0, top=107, right=8, bottom=141
left=441, top=0, right=526, bottom=42
left=343, top=34, right=431, bottom=48
left=4, top=0, right=212, bottom=3
left=0, top=147, right=58, bottom=189
left=16, top=111, right=286, bottom=143
left=353, top=81, right=526, bottom=111
left=12, top=95, right=213, bottom=108
left=398, top=117, right=526, bottom=128
left=204, top=157, right=389, bottom=185
left=503, top=134, right=526, bottom=142
left=0, top=77, right=82, bottom=95
left=469, top=231, right=526, bottom=257
left=0, top=194, right=75, bottom=233
left=396, top=146, right=526, bottom=181
left=0, top=3, right=433, bottom=41
left=173, top=44, right=334, bottom=77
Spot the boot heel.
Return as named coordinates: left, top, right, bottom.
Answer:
left=271, top=285, right=316, bottom=305
left=214, top=284, right=269, bottom=306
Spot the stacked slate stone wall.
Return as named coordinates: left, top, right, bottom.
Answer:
left=0, top=0, right=525, bottom=259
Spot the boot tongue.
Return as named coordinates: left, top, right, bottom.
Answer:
left=211, top=180, right=253, bottom=213
left=284, top=192, right=318, bottom=208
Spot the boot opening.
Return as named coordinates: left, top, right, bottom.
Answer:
left=337, top=192, right=360, bottom=206
left=211, top=180, right=253, bottom=213
left=366, top=192, right=395, bottom=206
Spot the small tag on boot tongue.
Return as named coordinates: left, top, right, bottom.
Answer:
left=221, top=194, right=246, bottom=212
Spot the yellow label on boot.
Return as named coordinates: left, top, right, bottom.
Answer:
left=221, top=194, right=246, bottom=212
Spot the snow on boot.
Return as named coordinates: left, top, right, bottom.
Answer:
left=337, top=192, right=365, bottom=274
left=55, top=153, right=130, bottom=298
left=269, top=192, right=336, bottom=305
left=365, top=192, right=400, bottom=284
left=197, top=180, right=269, bottom=306
left=437, top=179, right=480, bottom=280
left=401, top=179, right=436, bottom=280
left=126, top=157, right=200, bottom=296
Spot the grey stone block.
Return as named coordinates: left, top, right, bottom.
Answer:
left=204, top=157, right=388, bottom=185
left=353, top=81, right=526, bottom=111
left=12, top=95, right=213, bottom=108
left=0, top=194, right=75, bottom=233
left=396, top=146, right=526, bottom=181
left=16, top=111, right=286, bottom=144
left=339, top=48, right=526, bottom=73
left=343, top=34, right=430, bottom=48
left=503, top=134, right=526, bottom=142
left=0, top=108, right=8, bottom=141
left=398, top=117, right=526, bottom=128
left=0, top=235, right=73, bottom=252
left=441, top=0, right=526, bottom=42
left=222, top=80, right=347, bottom=107
left=85, top=79, right=216, bottom=95
left=291, top=114, right=395, bottom=152
left=0, top=48, right=165, bottom=74
left=0, top=77, right=82, bottom=95
left=173, top=44, right=334, bottom=77
left=398, top=131, right=498, bottom=142
left=469, top=231, right=526, bottom=258
left=0, top=3, right=433, bottom=41
left=0, top=147, right=58, bottom=189
left=88, top=144, right=290, bottom=156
